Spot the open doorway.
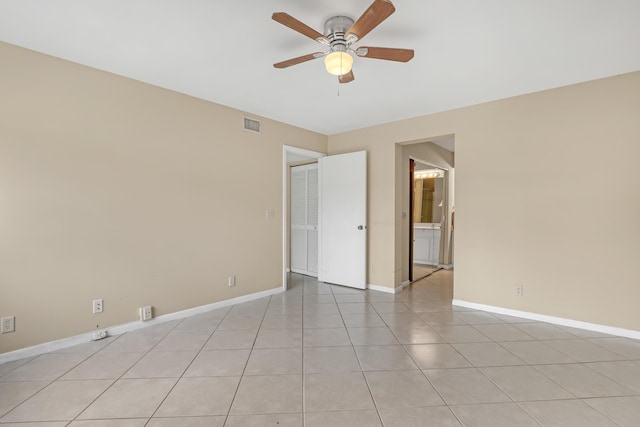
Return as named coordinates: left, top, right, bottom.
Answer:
left=410, top=159, right=447, bottom=281
left=290, top=162, right=318, bottom=277
left=282, top=146, right=325, bottom=291
left=283, top=147, right=369, bottom=291
left=401, top=138, right=455, bottom=285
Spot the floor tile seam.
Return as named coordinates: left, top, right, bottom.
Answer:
left=301, top=287, right=307, bottom=422
left=0, top=379, right=55, bottom=421
left=169, top=313, right=233, bottom=379
left=145, top=372, right=209, bottom=425
left=466, top=365, right=521, bottom=406
left=493, top=339, right=576, bottom=365
left=476, top=341, right=544, bottom=366
left=0, top=357, right=35, bottom=380
left=407, top=367, right=450, bottom=408
left=511, top=324, right=581, bottom=340
left=219, top=294, right=275, bottom=424
left=56, top=347, right=163, bottom=422
left=527, top=363, right=624, bottom=398
left=399, top=342, right=475, bottom=370
left=540, top=338, right=627, bottom=360
left=0, top=352, right=97, bottom=390
left=360, top=367, right=392, bottom=426
left=447, top=401, right=544, bottom=427
left=139, top=318, right=186, bottom=354
left=319, top=285, right=373, bottom=378
left=58, top=376, right=125, bottom=424
left=575, top=363, right=640, bottom=395
left=583, top=337, right=640, bottom=361
left=512, top=399, right=563, bottom=427
left=28, top=350, right=98, bottom=385
left=467, top=322, right=538, bottom=342
left=580, top=395, right=640, bottom=426
left=427, top=405, right=469, bottom=427
left=547, top=340, right=634, bottom=364
left=117, top=347, right=199, bottom=381
left=582, top=361, right=640, bottom=391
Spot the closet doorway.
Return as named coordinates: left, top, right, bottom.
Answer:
left=290, top=163, right=318, bottom=277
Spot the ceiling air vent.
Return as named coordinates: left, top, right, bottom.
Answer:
left=243, top=117, right=261, bottom=134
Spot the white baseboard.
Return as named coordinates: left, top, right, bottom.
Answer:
left=368, top=283, right=398, bottom=294
left=0, top=286, right=283, bottom=365
left=452, top=299, right=640, bottom=340
left=368, top=280, right=410, bottom=295
left=438, top=264, right=454, bottom=270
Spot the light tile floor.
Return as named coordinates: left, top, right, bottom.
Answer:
left=2, top=270, right=640, bottom=426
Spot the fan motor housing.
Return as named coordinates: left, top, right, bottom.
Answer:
left=324, top=16, right=354, bottom=52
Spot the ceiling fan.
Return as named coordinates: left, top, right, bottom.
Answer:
left=272, top=0, right=414, bottom=84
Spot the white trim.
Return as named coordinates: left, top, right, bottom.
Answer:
left=452, top=299, right=640, bottom=340
left=368, top=283, right=401, bottom=294
left=0, top=286, right=283, bottom=365
left=368, top=280, right=412, bottom=294
left=438, top=264, right=454, bottom=270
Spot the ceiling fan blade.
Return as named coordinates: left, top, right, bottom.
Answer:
left=346, top=0, right=396, bottom=42
left=272, top=12, right=329, bottom=44
left=274, top=52, right=324, bottom=69
left=338, top=70, right=355, bottom=84
left=355, top=46, right=414, bottom=62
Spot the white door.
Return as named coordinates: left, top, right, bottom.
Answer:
left=319, top=151, right=367, bottom=289
left=290, top=164, right=318, bottom=276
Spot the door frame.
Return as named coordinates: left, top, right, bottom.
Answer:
left=409, top=159, right=415, bottom=281
left=282, top=145, right=325, bottom=291
left=409, top=156, right=449, bottom=276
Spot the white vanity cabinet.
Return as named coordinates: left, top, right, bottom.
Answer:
left=414, top=226, right=441, bottom=265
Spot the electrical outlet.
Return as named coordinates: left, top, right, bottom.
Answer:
left=92, top=330, right=108, bottom=340
left=92, top=299, right=103, bottom=314
left=1, top=316, right=15, bottom=333
left=140, top=306, right=153, bottom=321
left=514, top=285, right=524, bottom=297
left=228, top=275, right=236, bottom=287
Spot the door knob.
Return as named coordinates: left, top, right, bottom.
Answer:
left=358, top=225, right=364, bottom=230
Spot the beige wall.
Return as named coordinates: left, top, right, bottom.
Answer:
left=329, top=71, right=640, bottom=331
left=454, top=72, right=640, bottom=330
left=2, top=40, right=639, bottom=354
left=0, top=42, right=326, bottom=353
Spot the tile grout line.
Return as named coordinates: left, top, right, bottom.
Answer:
left=143, top=309, right=229, bottom=425
left=221, top=293, right=272, bottom=426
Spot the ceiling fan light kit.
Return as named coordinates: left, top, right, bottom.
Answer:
left=325, top=52, right=353, bottom=76
left=272, top=0, right=414, bottom=83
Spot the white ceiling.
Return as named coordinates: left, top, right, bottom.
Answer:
left=1, top=0, right=639, bottom=139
